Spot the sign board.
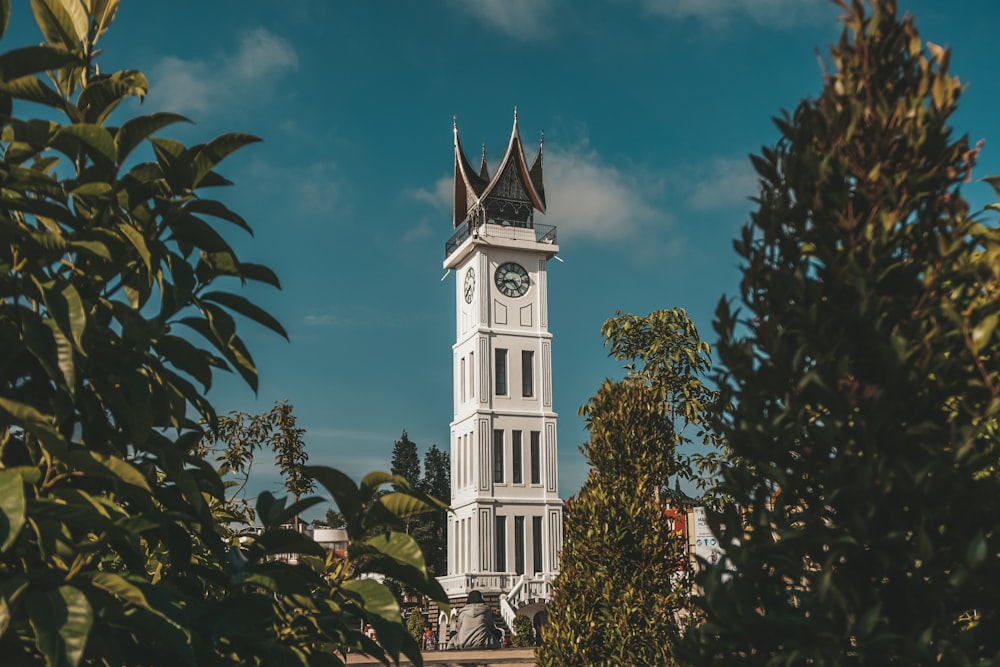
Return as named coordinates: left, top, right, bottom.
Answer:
left=690, top=506, right=724, bottom=567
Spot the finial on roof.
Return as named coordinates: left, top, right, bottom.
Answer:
left=479, top=143, right=489, bottom=179
left=453, top=114, right=457, bottom=130
left=513, top=105, right=518, bottom=123
left=539, top=129, right=544, bottom=154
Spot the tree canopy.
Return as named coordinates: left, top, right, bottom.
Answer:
left=539, top=309, right=717, bottom=666
left=683, top=1, right=1000, bottom=663
left=391, top=431, right=421, bottom=491
left=200, top=400, right=314, bottom=527
left=389, top=432, right=449, bottom=578
left=0, top=2, right=447, bottom=665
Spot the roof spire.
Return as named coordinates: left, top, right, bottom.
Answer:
left=513, top=105, right=518, bottom=123
left=528, top=127, right=545, bottom=210
left=479, top=143, right=489, bottom=180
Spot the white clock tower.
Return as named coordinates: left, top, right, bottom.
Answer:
left=438, top=114, right=562, bottom=632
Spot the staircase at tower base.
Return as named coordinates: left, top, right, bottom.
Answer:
left=498, top=574, right=555, bottom=632
left=436, top=572, right=555, bottom=643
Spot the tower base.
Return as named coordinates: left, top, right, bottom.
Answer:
left=435, top=573, right=556, bottom=647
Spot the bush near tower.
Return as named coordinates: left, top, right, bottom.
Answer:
left=682, top=0, right=1000, bottom=663
left=538, top=309, right=721, bottom=666
left=0, top=1, right=447, bottom=665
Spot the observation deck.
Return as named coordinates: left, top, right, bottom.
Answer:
left=445, top=219, right=557, bottom=261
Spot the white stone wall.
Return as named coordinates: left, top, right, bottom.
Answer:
left=445, top=233, right=563, bottom=586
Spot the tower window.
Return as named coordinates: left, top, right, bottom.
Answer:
left=532, top=516, right=543, bottom=574
left=530, top=431, right=540, bottom=485
left=469, top=351, right=475, bottom=399
left=521, top=350, right=534, bottom=397
left=495, top=516, right=506, bottom=572
left=495, top=348, right=508, bottom=395
left=514, top=516, right=525, bottom=575
left=512, top=430, right=523, bottom=484
left=493, top=429, right=504, bottom=483
left=460, top=356, right=466, bottom=403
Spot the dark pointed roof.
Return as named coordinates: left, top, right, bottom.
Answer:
left=452, top=114, right=546, bottom=227
left=479, top=144, right=490, bottom=181
left=529, top=131, right=546, bottom=210
left=452, top=122, right=490, bottom=227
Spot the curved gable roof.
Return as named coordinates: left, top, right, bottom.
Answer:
left=453, top=124, right=490, bottom=226
left=452, top=114, right=546, bottom=227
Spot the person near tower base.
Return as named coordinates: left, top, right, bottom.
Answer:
left=423, top=624, right=437, bottom=651
left=448, top=590, right=501, bottom=649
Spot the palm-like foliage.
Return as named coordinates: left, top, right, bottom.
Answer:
left=0, top=2, right=448, bottom=665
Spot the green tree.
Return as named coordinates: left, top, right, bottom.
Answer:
left=511, top=613, right=535, bottom=648
left=683, top=1, right=1000, bottom=664
left=0, top=3, right=448, bottom=665
left=406, top=606, right=425, bottom=648
left=0, top=0, right=280, bottom=661
left=391, top=430, right=421, bottom=489
left=320, top=507, right=347, bottom=529
left=417, top=444, right=450, bottom=576
left=421, top=444, right=450, bottom=501
left=538, top=309, right=718, bottom=666
left=268, top=400, right=312, bottom=502
left=317, top=438, right=450, bottom=575
left=390, top=431, right=422, bottom=545
left=201, top=399, right=314, bottom=529
left=197, top=468, right=450, bottom=666
left=390, top=433, right=450, bottom=578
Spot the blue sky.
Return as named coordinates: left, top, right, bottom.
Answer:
left=7, top=1, right=1000, bottom=506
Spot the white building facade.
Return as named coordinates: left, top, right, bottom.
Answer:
left=438, top=115, right=563, bottom=629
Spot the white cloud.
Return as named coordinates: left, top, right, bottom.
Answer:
left=544, top=146, right=671, bottom=243
left=150, top=27, right=298, bottom=115
left=149, top=56, right=213, bottom=114
left=244, top=158, right=341, bottom=216
left=449, top=0, right=557, bottom=40
left=402, top=178, right=454, bottom=244
left=301, top=312, right=374, bottom=329
left=229, top=28, right=298, bottom=81
left=684, top=156, right=758, bottom=211
left=293, top=161, right=342, bottom=214
left=302, top=314, right=341, bottom=327
left=406, top=177, right=452, bottom=215
left=402, top=221, right=434, bottom=243
left=641, top=0, right=830, bottom=29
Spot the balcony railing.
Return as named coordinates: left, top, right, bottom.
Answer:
left=445, top=220, right=557, bottom=258
left=437, top=572, right=523, bottom=597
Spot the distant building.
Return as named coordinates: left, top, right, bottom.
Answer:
left=256, top=524, right=348, bottom=565
left=438, top=114, right=563, bottom=640
left=312, top=526, right=349, bottom=558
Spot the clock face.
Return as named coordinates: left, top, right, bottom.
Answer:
left=464, top=267, right=475, bottom=303
left=494, top=262, right=530, bottom=298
